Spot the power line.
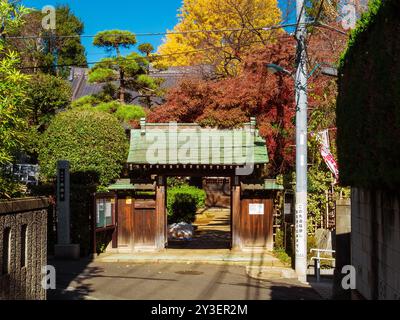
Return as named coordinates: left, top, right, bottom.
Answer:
left=17, top=47, right=235, bottom=70
left=6, top=22, right=306, bottom=41
left=305, top=0, right=325, bottom=71
left=17, top=34, right=296, bottom=71
left=314, top=22, right=347, bottom=35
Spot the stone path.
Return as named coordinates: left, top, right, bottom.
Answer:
left=96, top=248, right=286, bottom=267
left=169, top=208, right=231, bottom=249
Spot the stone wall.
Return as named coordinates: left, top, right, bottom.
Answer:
left=0, top=198, right=48, bottom=300
left=351, top=188, right=400, bottom=300
left=333, top=199, right=351, bottom=299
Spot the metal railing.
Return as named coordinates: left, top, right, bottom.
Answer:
left=3, top=164, right=39, bottom=186
left=310, top=249, right=336, bottom=282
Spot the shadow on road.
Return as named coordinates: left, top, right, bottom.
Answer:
left=48, top=258, right=322, bottom=300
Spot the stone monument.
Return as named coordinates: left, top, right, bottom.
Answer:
left=54, top=160, right=80, bottom=259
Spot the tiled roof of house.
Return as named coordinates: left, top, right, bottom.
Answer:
left=69, top=65, right=214, bottom=103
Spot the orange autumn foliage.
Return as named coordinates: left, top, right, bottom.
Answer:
left=149, top=27, right=347, bottom=176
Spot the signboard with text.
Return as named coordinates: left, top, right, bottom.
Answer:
left=59, top=168, right=66, bottom=202
left=249, top=203, right=264, bottom=215
left=295, top=203, right=306, bottom=257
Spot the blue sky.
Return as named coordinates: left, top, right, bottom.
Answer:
left=22, top=0, right=295, bottom=62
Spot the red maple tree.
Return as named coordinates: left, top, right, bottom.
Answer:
left=149, top=27, right=347, bottom=176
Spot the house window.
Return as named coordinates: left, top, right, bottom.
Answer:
left=21, top=225, right=28, bottom=268
left=2, top=228, right=11, bottom=275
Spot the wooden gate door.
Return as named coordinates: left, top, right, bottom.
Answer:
left=240, top=199, right=274, bottom=249
left=133, top=196, right=157, bottom=248
left=117, top=196, right=134, bottom=248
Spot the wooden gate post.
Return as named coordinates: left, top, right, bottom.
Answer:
left=156, top=176, right=167, bottom=251
left=232, top=176, right=242, bottom=250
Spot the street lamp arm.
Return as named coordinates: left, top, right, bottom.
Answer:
left=266, top=62, right=338, bottom=80
left=266, top=64, right=293, bottom=76
left=308, top=62, right=338, bottom=79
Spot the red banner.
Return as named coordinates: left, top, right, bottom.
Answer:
left=320, top=146, right=339, bottom=181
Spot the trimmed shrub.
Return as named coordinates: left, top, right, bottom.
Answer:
left=96, top=101, right=121, bottom=113
left=38, top=109, right=128, bottom=187
left=170, top=193, right=197, bottom=224
left=71, top=95, right=100, bottom=109
left=71, top=97, right=146, bottom=124
left=167, top=186, right=206, bottom=224
left=115, top=104, right=146, bottom=122
left=38, top=109, right=128, bottom=256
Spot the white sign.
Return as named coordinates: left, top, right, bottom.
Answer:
left=105, top=201, right=112, bottom=218
left=295, top=204, right=306, bottom=257
left=284, top=203, right=291, bottom=215
left=249, top=204, right=264, bottom=215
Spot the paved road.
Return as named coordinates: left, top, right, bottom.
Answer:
left=49, top=259, right=321, bottom=300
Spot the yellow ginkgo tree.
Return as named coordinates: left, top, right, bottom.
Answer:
left=158, top=0, right=282, bottom=76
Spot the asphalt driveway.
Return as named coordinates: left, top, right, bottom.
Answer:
left=48, top=259, right=321, bottom=300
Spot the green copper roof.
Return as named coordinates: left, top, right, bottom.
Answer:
left=242, top=179, right=284, bottom=191
left=108, top=179, right=135, bottom=191
left=127, top=123, right=269, bottom=166
left=264, top=179, right=285, bottom=191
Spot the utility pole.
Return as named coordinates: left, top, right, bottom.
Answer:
left=295, top=0, right=308, bottom=283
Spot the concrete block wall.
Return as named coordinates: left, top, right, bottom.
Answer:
left=351, top=188, right=400, bottom=300
left=0, top=198, right=48, bottom=300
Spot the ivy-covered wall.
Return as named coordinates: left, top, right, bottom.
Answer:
left=337, top=0, right=400, bottom=189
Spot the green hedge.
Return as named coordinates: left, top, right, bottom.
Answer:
left=337, top=0, right=400, bottom=189
left=167, top=186, right=206, bottom=224
left=38, top=109, right=128, bottom=187
left=115, top=104, right=146, bottom=122
left=71, top=97, right=146, bottom=123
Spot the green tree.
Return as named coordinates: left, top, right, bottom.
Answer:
left=0, top=0, right=29, bottom=37
left=52, top=5, right=87, bottom=76
left=0, top=0, right=30, bottom=198
left=158, top=0, right=281, bottom=77
left=26, top=73, right=72, bottom=131
left=114, top=104, right=146, bottom=123
left=306, top=0, right=341, bottom=23
left=21, top=73, right=72, bottom=161
left=9, top=5, right=87, bottom=78
left=38, top=109, right=129, bottom=188
left=93, top=30, right=137, bottom=55
left=138, top=43, right=154, bottom=57
left=306, top=80, right=350, bottom=232
left=90, top=30, right=159, bottom=104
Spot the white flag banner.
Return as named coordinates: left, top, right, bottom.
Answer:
left=317, top=130, right=331, bottom=151
left=311, top=129, right=340, bottom=180
left=320, top=146, right=340, bottom=180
